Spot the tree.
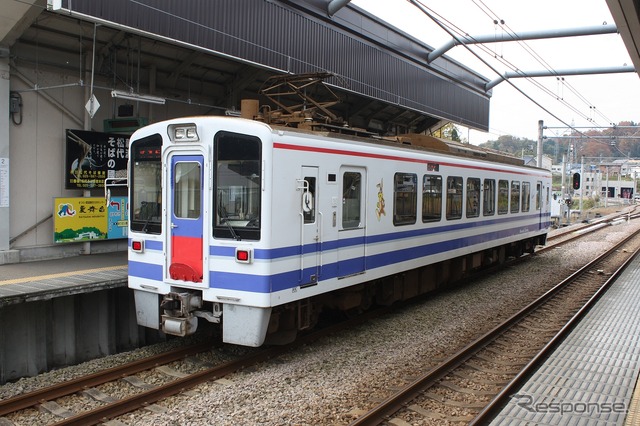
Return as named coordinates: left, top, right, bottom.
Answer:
left=434, top=123, right=462, bottom=142
left=478, top=122, right=640, bottom=161
left=479, top=135, right=537, bottom=156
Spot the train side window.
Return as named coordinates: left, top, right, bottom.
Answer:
left=394, top=173, right=417, bottom=225
left=498, top=179, right=509, bottom=214
left=303, top=176, right=316, bottom=224
left=466, top=177, right=480, bottom=218
left=511, top=181, right=520, bottom=213
left=522, top=182, right=531, bottom=212
left=422, top=174, right=442, bottom=222
left=483, top=179, right=496, bottom=216
left=342, top=171, right=361, bottom=229
left=446, top=176, right=463, bottom=220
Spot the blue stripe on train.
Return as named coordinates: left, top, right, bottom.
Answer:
left=129, top=260, right=163, bottom=281
left=132, top=214, right=550, bottom=259
left=205, top=224, right=544, bottom=293
left=130, top=217, right=551, bottom=288
left=208, top=213, right=551, bottom=260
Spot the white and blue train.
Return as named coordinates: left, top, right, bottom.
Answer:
left=128, top=112, right=551, bottom=346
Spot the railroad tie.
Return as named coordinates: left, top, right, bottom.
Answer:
left=37, top=401, right=74, bottom=419
left=81, top=387, right=119, bottom=403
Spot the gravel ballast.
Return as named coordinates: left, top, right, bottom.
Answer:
left=1, top=214, right=638, bottom=426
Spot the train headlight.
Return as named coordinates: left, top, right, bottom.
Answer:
left=168, top=123, right=199, bottom=142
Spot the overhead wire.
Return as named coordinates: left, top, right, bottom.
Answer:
left=415, top=1, right=596, bottom=125
left=408, top=0, right=623, bottom=146
left=468, top=0, right=612, bottom=127
left=443, top=0, right=608, bottom=128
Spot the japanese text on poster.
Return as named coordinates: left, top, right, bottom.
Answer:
left=53, top=197, right=128, bottom=243
left=65, top=130, right=129, bottom=190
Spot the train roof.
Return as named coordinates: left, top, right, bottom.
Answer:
left=135, top=114, right=532, bottom=170
left=269, top=122, right=526, bottom=168
left=238, top=93, right=528, bottom=168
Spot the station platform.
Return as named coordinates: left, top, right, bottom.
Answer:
left=0, top=250, right=138, bottom=384
left=490, top=250, right=640, bottom=425
left=0, top=251, right=128, bottom=307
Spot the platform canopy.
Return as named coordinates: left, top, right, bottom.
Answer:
left=1, top=0, right=492, bottom=135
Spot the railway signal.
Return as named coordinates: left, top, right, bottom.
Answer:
left=572, top=172, right=581, bottom=190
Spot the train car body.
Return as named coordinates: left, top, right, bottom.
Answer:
left=128, top=116, right=551, bottom=346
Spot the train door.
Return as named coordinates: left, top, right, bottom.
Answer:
left=537, top=180, right=546, bottom=229
left=299, top=166, right=320, bottom=285
left=167, top=154, right=206, bottom=285
left=338, top=167, right=366, bottom=278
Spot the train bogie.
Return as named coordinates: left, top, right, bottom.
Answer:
left=128, top=116, right=551, bottom=346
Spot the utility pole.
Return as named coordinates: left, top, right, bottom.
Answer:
left=537, top=120, right=543, bottom=168
left=562, top=154, right=569, bottom=224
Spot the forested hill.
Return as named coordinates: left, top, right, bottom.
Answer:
left=478, top=121, right=640, bottom=163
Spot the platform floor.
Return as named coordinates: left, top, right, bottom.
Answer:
left=0, top=251, right=127, bottom=306
left=490, top=251, right=640, bottom=425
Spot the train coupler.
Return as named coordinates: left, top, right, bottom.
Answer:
left=162, top=315, right=198, bottom=336
left=160, top=291, right=202, bottom=336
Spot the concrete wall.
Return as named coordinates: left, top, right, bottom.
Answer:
left=8, top=61, right=206, bottom=260
left=0, top=285, right=163, bottom=384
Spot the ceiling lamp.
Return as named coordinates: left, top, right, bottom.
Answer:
left=111, top=89, right=165, bottom=105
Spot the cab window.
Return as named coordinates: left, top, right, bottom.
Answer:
left=213, top=131, right=262, bottom=240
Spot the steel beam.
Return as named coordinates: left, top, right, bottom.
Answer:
left=485, top=65, right=635, bottom=91
left=427, top=25, right=619, bottom=63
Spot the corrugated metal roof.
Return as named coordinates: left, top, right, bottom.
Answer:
left=44, top=0, right=491, bottom=132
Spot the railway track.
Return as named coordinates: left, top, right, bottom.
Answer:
left=0, top=299, right=392, bottom=425
left=544, top=207, right=638, bottom=247
left=0, top=333, right=301, bottom=425
left=348, top=222, right=640, bottom=425
left=1, top=211, right=635, bottom=425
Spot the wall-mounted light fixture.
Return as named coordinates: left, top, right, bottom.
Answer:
left=111, top=90, right=165, bottom=105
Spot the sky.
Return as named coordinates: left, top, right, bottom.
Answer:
left=350, top=0, right=640, bottom=145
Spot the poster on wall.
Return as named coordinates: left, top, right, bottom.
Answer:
left=54, top=197, right=129, bottom=243
left=65, top=129, right=129, bottom=190
left=54, top=197, right=107, bottom=243
left=107, top=196, right=128, bottom=239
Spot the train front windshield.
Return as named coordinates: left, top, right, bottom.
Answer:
left=129, top=130, right=261, bottom=240
left=130, top=135, right=162, bottom=234
left=214, top=131, right=262, bottom=241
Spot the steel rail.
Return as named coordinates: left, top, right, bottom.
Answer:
left=4, top=211, right=634, bottom=423
left=470, top=241, right=640, bottom=424
left=51, top=305, right=392, bottom=426
left=0, top=341, right=214, bottom=417
left=546, top=209, right=639, bottom=243
left=53, top=344, right=292, bottom=426
left=348, top=227, right=640, bottom=426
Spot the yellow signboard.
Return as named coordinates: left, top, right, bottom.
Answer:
left=54, top=197, right=107, bottom=243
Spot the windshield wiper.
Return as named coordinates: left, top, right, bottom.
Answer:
left=140, top=202, right=156, bottom=233
left=219, top=207, right=241, bottom=241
